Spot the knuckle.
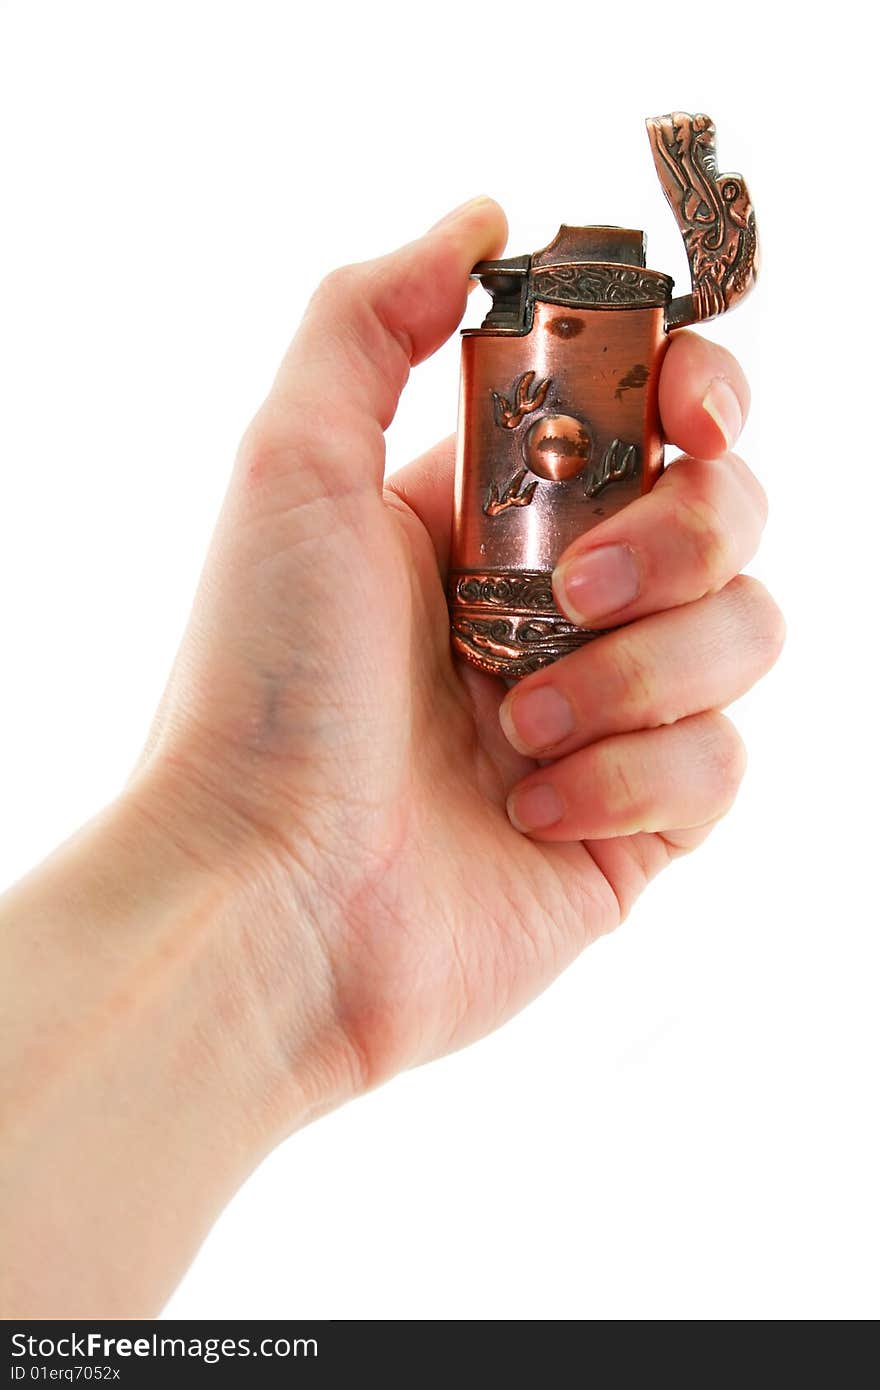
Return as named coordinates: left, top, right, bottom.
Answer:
left=594, top=743, right=651, bottom=829
left=673, top=474, right=737, bottom=590
left=700, top=711, right=747, bottom=807
left=235, top=418, right=288, bottom=485
left=313, top=262, right=361, bottom=307
left=604, top=632, right=668, bottom=728
left=727, top=575, right=787, bottom=665
left=726, top=451, right=769, bottom=526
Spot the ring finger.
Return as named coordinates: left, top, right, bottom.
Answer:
left=506, top=710, right=747, bottom=841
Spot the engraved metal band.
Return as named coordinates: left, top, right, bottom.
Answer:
left=448, top=569, right=604, bottom=679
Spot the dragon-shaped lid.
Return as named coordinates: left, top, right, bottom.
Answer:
left=469, top=112, right=757, bottom=335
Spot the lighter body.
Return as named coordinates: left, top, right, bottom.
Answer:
left=448, top=113, right=757, bottom=680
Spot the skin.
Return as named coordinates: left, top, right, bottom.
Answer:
left=0, top=197, right=784, bottom=1316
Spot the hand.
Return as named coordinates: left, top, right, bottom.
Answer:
left=133, top=197, right=783, bottom=1119
left=0, top=198, right=784, bottom=1316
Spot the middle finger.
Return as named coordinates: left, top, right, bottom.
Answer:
left=499, top=575, right=785, bottom=759
left=551, top=451, right=768, bottom=631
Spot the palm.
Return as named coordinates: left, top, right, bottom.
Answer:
left=148, top=465, right=633, bottom=1085
left=295, top=489, right=627, bottom=1083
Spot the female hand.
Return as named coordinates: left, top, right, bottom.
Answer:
left=132, top=196, right=784, bottom=1113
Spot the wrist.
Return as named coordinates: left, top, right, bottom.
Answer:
left=0, top=773, right=355, bottom=1315
left=122, top=761, right=364, bottom=1136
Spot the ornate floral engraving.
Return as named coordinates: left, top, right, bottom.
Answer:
left=450, top=614, right=597, bottom=678
left=449, top=569, right=604, bottom=678
left=454, top=570, right=557, bottom=611
left=531, top=264, right=671, bottom=308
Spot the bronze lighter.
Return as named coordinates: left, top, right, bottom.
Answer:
left=449, top=112, right=757, bottom=679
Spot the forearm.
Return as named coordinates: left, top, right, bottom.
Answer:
left=0, top=779, right=340, bottom=1317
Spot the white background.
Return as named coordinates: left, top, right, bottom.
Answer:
left=1, top=1, right=876, bottom=1319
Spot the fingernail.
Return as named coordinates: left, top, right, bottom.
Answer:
left=507, top=783, right=564, bottom=833
left=553, top=544, right=640, bottom=626
left=500, top=684, right=575, bottom=754
left=702, top=376, right=743, bottom=450
left=429, top=195, right=493, bottom=231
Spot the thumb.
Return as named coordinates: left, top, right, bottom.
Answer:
left=241, top=196, right=507, bottom=497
